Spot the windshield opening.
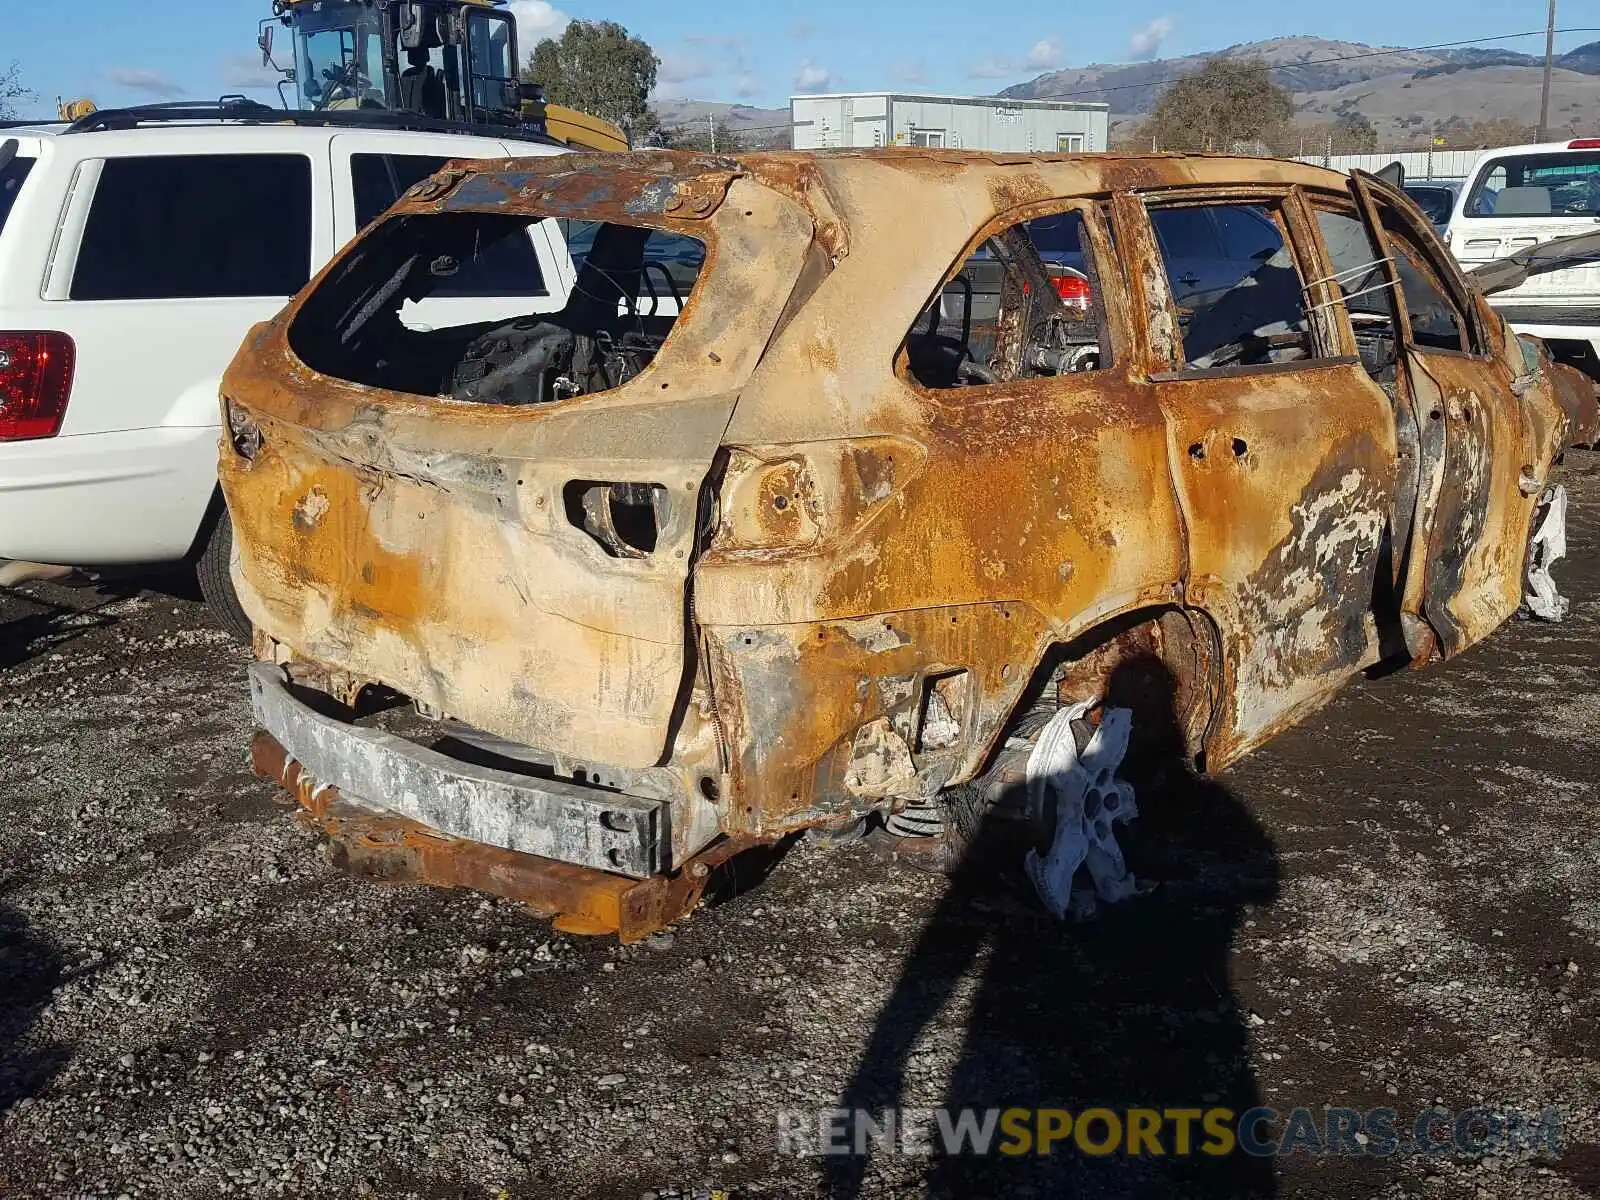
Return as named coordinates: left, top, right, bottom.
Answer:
left=466, top=11, right=516, bottom=112
left=294, top=5, right=387, bottom=111
left=289, top=211, right=707, bottom=405
left=1464, top=152, right=1600, bottom=219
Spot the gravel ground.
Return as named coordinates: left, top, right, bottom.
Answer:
left=1, top=453, right=1598, bottom=1200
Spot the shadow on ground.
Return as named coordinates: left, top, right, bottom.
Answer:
left=828, top=657, right=1281, bottom=1198
left=0, top=880, right=70, bottom=1114
left=0, top=567, right=206, bottom=672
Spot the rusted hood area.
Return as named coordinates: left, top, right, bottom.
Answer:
left=1546, top=359, right=1600, bottom=447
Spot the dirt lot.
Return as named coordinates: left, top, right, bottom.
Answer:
left=1, top=454, right=1598, bottom=1200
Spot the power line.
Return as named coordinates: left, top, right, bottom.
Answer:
left=675, top=26, right=1600, bottom=134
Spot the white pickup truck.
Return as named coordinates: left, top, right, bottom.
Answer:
left=0, top=108, right=573, bottom=635
left=1447, top=138, right=1600, bottom=381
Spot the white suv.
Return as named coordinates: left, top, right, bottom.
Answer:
left=0, top=110, right=571, bottom=636
left=1448, top=138, right=1600, bottom=379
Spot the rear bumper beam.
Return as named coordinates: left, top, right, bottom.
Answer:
left=249, top=661, right=665, bottom=877
left=248, top=726, right=756, bottom=942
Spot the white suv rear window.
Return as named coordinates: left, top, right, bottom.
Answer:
left=71, top=154, right=313, bottom=300
left=0, top=154, right=34, bottom=236
left=1464, top=152, right=1600, bottom=219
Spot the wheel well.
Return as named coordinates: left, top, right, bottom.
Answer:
left=997, top=605, right=1223, bottom=773
left=184, top=486, right=228, bottom=562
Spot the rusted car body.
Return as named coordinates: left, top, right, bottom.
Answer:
left=218, top=149, right=1572, bottom=939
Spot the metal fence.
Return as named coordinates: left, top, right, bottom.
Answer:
left=1290, top=149, right=1483, bottom=180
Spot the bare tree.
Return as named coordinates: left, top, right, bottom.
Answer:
left=668, top=117, right=740, bottom=153
left=0, top=62, right=31, bottom=121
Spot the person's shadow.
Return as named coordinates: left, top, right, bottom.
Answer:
left=0, top=880, right=72, bottom=1113
left=828, top=655, right=1280, bottom=1198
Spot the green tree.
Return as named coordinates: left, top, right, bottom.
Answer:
left=0, top=61, right=30, bottom=121
left=1143, top=57, right=1294, bottom=153
left=525, top=21, right=660, bottom=144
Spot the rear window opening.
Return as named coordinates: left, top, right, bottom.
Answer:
left=289, top=211, right=706, bottom=406
left=1465, top=152, right=1600, bottom=218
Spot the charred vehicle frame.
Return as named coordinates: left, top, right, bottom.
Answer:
left=218, top=149, right=1578, bottom=939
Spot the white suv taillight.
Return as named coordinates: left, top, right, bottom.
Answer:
left=0, top=331, right=75, bottom=440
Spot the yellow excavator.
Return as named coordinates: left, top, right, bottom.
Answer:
left=256, top=0, right=627, bottom=151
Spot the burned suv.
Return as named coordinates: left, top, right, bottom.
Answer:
left=220, top=150, right=1573, bottom=939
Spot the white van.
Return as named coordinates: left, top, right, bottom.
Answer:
left=1448, top=139, right=1600, bottom=377
left=0, top=109, right=572, bottom=635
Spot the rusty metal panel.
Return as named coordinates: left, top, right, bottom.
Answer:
left=1151, top=364, right=1397, bottom=759
left=1407, top=348, right=1545, bottom=652
left=220, top=175, right=817, bottom=769
left=1543, top=358, right=1600, bottom=447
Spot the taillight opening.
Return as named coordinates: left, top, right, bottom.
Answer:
left=0, top=332, right=75, bottom=441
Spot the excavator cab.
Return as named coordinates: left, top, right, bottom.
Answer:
left=266, top=0, right=523, bottom=127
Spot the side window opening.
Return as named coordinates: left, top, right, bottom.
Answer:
left=351, top=154, right=549, bottom=298
left=1314, top=208, right=1399, bottom=382
left=1378, top=211, right=1467, bottom=353
left=1312, top=202, right=1471, bottom=366
left=902, top=207, right=1113, bottom=390
left=1148, top=202, right=1317, bottom=370
left=289, top=211, right=705, bottom=405
left=71, top=155, right=313, bottom=301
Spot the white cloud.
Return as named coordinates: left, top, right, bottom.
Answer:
left=510, top=1, right=570, bottom=46
left=1129, top=16, right=1175, bottom=59
left=1025, top=38, right=1063, bottom=71
left=793, top=60, right=831, bottom=93
left=966, top=58, right=1014, bottom=80
left=734, top=76, right=761, bottom=100
left=658, top=54, right=715, bottom=86
left=104, top=67, right=184, bottom=98
left=655, top=33, right=754, bottom=100
left=219, top=53, right=284, bottom=90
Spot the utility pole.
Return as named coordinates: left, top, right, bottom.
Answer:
left=1538, top=0, right=1557, bottom=143
left=708, top=113, right=717, bottom=152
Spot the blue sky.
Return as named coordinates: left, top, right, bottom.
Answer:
left=5, top=0, right=1598, bottom=115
